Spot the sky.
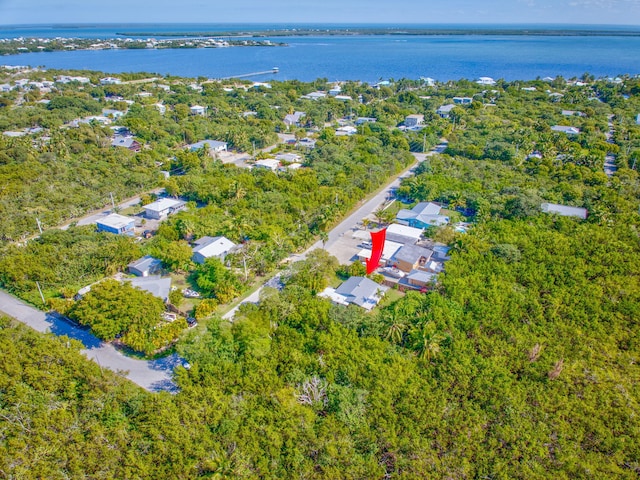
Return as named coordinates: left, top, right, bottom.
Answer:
left=0, top=0, right=639, bottom=26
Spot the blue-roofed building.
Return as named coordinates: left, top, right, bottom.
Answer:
left=97, top=213, right=135, bottom=236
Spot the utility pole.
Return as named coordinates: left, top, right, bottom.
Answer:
left=35, top=281, right=46, bottom=306
left=35, top=217, right=43, bottom=234
left=109, top=192, right=116, bottom=210
left=423, top=131, right=427, bottom=153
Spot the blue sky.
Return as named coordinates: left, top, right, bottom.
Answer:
left=0, top=0, right=639, bottom=25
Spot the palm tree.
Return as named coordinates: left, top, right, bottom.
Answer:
left=414, top=324, right=444, bottom=362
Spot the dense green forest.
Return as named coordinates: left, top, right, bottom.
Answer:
left=0, top=69, right=639, bottom=478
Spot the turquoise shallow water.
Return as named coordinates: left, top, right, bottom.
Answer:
left=1, top=24, right=638, bottom=81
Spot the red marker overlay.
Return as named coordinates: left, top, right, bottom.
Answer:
left=366, top=228, right=387, bottom=274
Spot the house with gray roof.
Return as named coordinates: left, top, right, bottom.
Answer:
left=142, top=197, right=186, bottom=220
left=541, top=202, right=588, bottom=219
left=284, top=111, right=305, bottom=127
left=111, top=135, right=141, bottom=152
left=390, top=245, right=434, bottom=273
left=192, top=236, right=237, bottom=264
left=551, top=125, right=581, bottom=135
left=126, top=275, right=171, bottom=302
left=128, top=256, right=163, bottom=277
left=321, top=276, right=387, bottom=311
left=396, top=202, right=449, bottom=229
left=188, top=139, right=227, bottom=154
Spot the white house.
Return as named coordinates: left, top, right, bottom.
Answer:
left=100, top=77, right=121, bottom=85
left=254, top=159, right=280, bottom=171
left=190, top=105, right=207, bottom=116
left=436, top=104, right=455, bottom=118
left=476, top=77, right=496, bottom=85
left=541, top=202, right=588, bottom=220
left=284, top=111, right=305, bottom=127
left=192, top=236, right=237, bottom=264
left=188, top=139, right=228, bottom=154
left=275, top=153, right=301, bottom=163
left=302, top=91, right=326, bottom=100
left=336, top=125, right=357, bottom=136
left=319, top=276, right=387, bottom=311
left=142, top=198, right=186, bottom=220
left=551, top=125, right=581, bottom=135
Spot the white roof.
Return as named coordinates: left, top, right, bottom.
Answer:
left=437, top=104, right=455, bottom=113
left=254, top=159, right=280, bottom=170
left=97, top=213, right=134, bottom=229
left=386, top=223, right=424, bottom=241
left=357, top=240, right=404, bottom=263
left=143, top=197, right=185, bottom=212
left=541, top=203, right=588, bottom=219
left=193, top=236, right=236, bottom=259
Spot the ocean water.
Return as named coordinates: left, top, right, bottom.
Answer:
left=1, top=24, right=638, bottom=82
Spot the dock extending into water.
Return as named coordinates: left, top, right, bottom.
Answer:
left=218, top=67, right=279, bottom=80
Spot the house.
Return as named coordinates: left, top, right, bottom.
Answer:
left=284, top=111, right=305, bottom=127
left=279, top=162, right=303, bottom=171
left=155, top=103, right=166, bottom=115
left=541, top=202, right=588, bottom=219
left=126, top=275, right=171, bottom=302
left=111, top=135, right=141, bottom=152
left=385, top=223, right=424, bottom=245
left=190, top=105, right=207, bottom=116
left=421, top=77, right=436, bottom=86
left=192, top=236, right=237, bottom=264
left=334, top=95, right=353, bottom=102
left=437, top=104, right=455, bottom=118
left=128, top=256, right=163, bottom=277
left=333, top=276, right=387, bottom=310
left=96, top=213, right=135, bottom=236
left=188, top=139, right=228, bottom=154
left=405, top=114, right=424, bottom=127
left=551, top=125, right=581, bottom=135
left=253, top=159, right=280, bottom=171
left=521, top=86, right=537, bottom=92
left=142, top=198, right=186, bottom=220
left=302, top=91, right=326, bottom=100
left=275, top=153, right=301, bottom=163
left=476, top=77, right=496, bottom=85
left=336, top=125, right=357, bottom=136
left=102, top=108, right=126, bottom=119
left=100, top=77, right=121, bottom=85
left=0, top=83, right=14, bottom=92
left=298, top=138, right=316, bottom=149
left=562, top=110, right=585, bottom=117
left=357, top=240, right=404, bottom=268
left=404, top=270, right=437, bottom=289
left=355, top=117, right=377, bottom=125
left=329, top=85, right=342, bottom=96
left=396, top=202, right=449, bottom=229
left=390, top=245, right=434, bottom=273
left=453, top=97, right=473, bottom=104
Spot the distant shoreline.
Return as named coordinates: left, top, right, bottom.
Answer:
left=115, top=27, right=640, bottom=38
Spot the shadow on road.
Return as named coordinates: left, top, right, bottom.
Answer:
left=46, top=313, right=103, bottom=349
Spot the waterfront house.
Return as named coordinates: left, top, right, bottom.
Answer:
left=476, top=77, right=496, bottom=85
left=128, top=256, right=163, bottom=277
left=192, top=236, right=237, bottom=264
left=97, top=214, right=135, bottom=236
left=541, top=202, right=588, bottom=219
left=142, top=198, right=186, bottom=220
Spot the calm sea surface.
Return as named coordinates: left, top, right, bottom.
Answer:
left=1, top=24, right=638, bottom=82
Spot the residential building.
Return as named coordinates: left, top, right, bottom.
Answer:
left=551, top=125, right=581, bottom=135
left=405, top=114, right=425, bottom=127
left=97, top=214, right=135, bottom=236
left=192, top=236, right=237, bottom=264
left=405, top=270, right=437, bottom=289
left=188, top=139, right=228, bottom=154
left=396, top=202, right=449, bottom=229
left=100, top=77, right=121, bottom=85
left=336, top=125, right=357, bottom=136
left=436, top=104, right=455, bottom=118
left=355, top=117, right=377, bottom=125
left=334, top=95, right=353, bottom=102
left=421, top=77, right=436, bottom=86
left=385, top=223, right=424, bottom=245
left=476, top=77, right=496, bottom=85
left=128, top=256, right=163, bottom=277
left=356, top=240, right=404, bottom=268
left=275, top=153, right=301, bottom=163
left=453, top=97, right=473, bottom=104
left=126, top=275, right=171, bottom=302
left=284, top=111, right=305, bottom=127
left=253, top=159, right=280, bottom=171
left=390, top=245, right=434, bottom=273
left=541, top=202, right=588, bottom=219
left=320, top=276, right=387, bottom=311
left=102, top=108, right=126, bottom=119
left=190, top=105, right=207, bottom=116
left=142, top=198, right=186, bottom=220
left=562, top=110, right=585, bottom=117
left=329, top=85, right=342, bottom=96
left=302, top=91, right=326, bottom=100
left=111, top=135, right=141, bottom=152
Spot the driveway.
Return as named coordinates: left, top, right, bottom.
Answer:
left=0, top=290, right=181, bottom=393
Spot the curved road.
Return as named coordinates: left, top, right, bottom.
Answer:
left=0, top=290, right=181, bottom=392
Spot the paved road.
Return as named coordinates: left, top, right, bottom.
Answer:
left=223, top=150, right=432, bottom=320
left=0, top=290, right=181, bottom=393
